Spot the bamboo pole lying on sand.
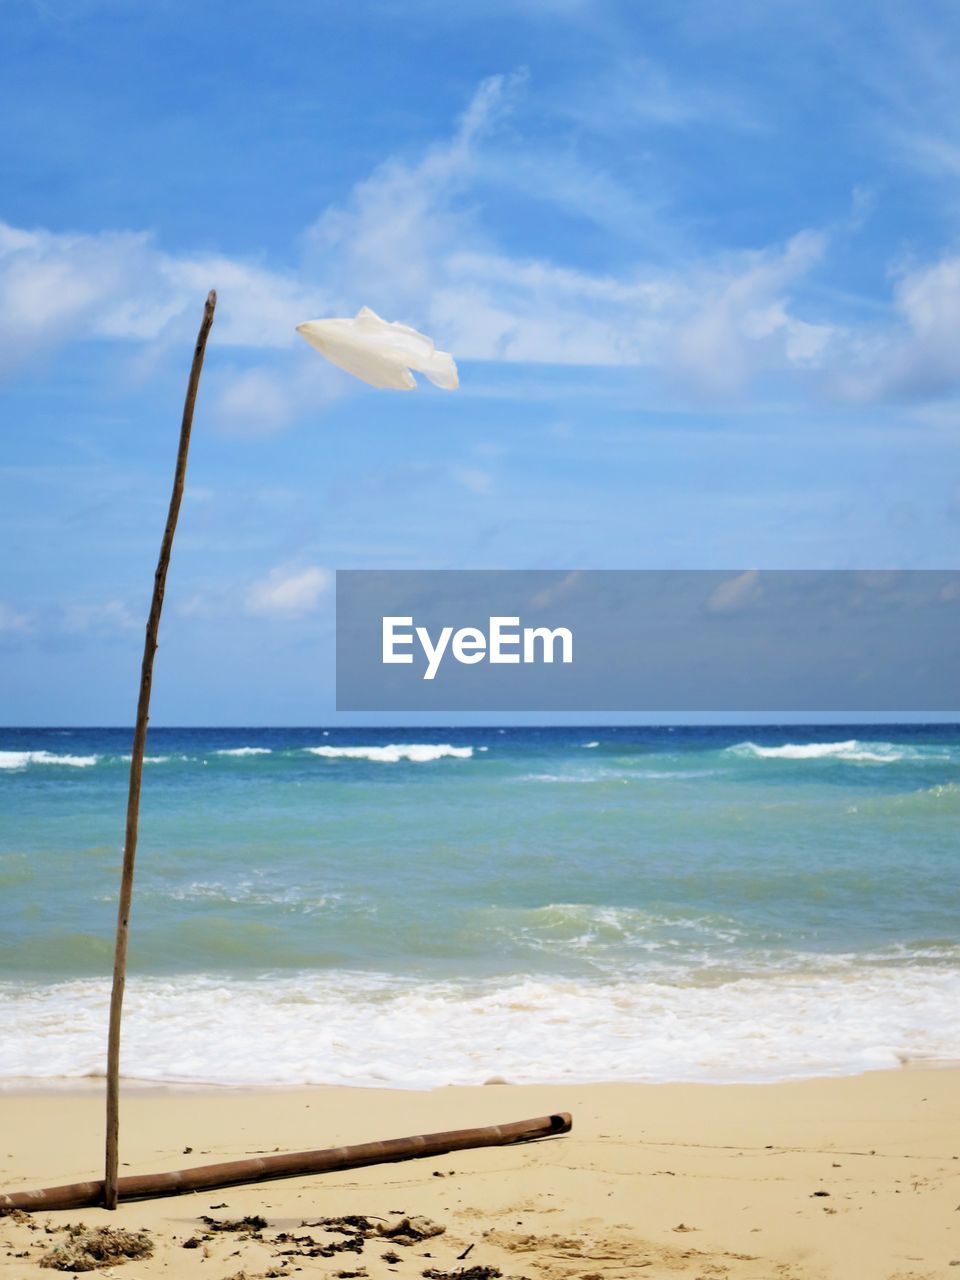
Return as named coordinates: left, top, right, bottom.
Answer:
left=1, top=1112, right=571, bottom=1213
left=103, top=291, right=217, bottom=1211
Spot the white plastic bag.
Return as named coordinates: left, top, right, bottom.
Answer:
left=296, top=307, right=458, bottom=391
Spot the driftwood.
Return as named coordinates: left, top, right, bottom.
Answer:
left=104, top=291, right=217, bottom=1209
left=1, top=1111, right=571, bottom=1213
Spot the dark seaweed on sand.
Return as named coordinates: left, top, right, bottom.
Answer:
left=39, top=1224, right=153, bottom=1272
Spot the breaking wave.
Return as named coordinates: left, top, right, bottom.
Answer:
left=305, top=744, right=473, bottom=763
left=3, top=965, right=959, bottom=1087
left=729, top=739, right=923, bottom=763
left=0, top=750, right=98, bottom=770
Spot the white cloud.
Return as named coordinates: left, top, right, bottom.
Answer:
left=298, top=78, right=834, bottom=390
left=7, top=71, right=960, bottom=409
left=451, top=465, right=493, bottom=494
left=0, top=220, right=330, bottom=369
left=529, top=570, right=583, bottom=609
left=887, top=256, right=960, bottom=388
left=0, top=184, right=831, bottom=398
left=552, top=55, right=762, bottom=135
left=426, top=232, right=835, bottom=391
left=835, top=254, right=960, bottom=401
left=176, top=591, right=218, bottom=619
left=160, top=254, right=331, bottom=349
left=62, top=600, right=140, bottom=634
left=859, top=17, right=960, bottom=190
left=705, top=569, right=762, bottom=615
left=245, top=566, right=331, bottom=618
left=1, top=599, right=145, bottom=639
left=208, top=358, right=345, bottom=435
left=304, top=73, right=522, bottom=317
left=669, top=233, right=833, bottom=395
left=0, top=602, right=30, bottom=632
left=214, top=367, right=296, bottom=432
left=0, top=223, right=160, bottom=368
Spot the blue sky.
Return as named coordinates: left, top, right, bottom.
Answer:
left=1, top=0, right=959, bottom=724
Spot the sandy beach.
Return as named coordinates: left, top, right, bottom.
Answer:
left=2, top=1069, right=958, bottom=1279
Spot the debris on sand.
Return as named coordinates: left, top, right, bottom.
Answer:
left=282, top=1213, right=444, bottom=1256
left=175, top=1210, right=450, bottom=1272
left=220, top=1272, right=288, bottom=1280
left=0, top=1208, right=33, bottom=1225
left=377, top=1216, right=445, bottom=1245
left=221, top=1272, right=283, bottom=1280
left=423, top=1267, right=502, bottom=1280
left=301, top=1214, right=377, bottom=1234
left=200, top=1214, right=268, bottom=1234
left=39, top=1224, right=153, bottom=1271
left=274, top=1230, right=365, bottom=1259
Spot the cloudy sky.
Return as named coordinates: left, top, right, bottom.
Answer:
left=2, top=0, right=959, bottom=723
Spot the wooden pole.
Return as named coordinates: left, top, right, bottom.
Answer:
left=2, top=1112, right=571, bottom=1213
left=103, top=291, right=217, bottom=1210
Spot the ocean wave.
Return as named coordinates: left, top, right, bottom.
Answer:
left=914, top=782, right=960, bottom=801
left=0, top=750, right=98, bottom=770
left=2, top=965, right=959, bottom=1087
left=523, top=771, right=587, bottom=783
left=214, top=747, right=272, bottom=757
left=729, top=739, right=922, bottom=763
left=305, top=744, right=473, bottom=763
left=149, top=880, right=340, bottom=912
left=520, top=767, right=716, bottom=784
left=484, top=903, right=748, bottom=963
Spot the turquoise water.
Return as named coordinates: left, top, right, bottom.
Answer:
left=1, top=725, right=958, bottom=1086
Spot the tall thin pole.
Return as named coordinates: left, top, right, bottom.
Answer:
left=104, top=291, right=217, bottom=1210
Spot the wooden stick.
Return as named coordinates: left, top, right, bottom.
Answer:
left=2, top=1112, right=571, bottom=1213
left=103, top=292, right=217, bottom=1210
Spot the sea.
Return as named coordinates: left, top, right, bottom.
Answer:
left=1, top=724, right=958, bottom=1089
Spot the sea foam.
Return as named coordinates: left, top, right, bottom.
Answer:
left=305, top=744, right=473, bottom=763
left=2, top=965, right=959, bottom=1088
left=0, top=750, right=98, bottom=770
left=730, top=739, right=909, bottom=763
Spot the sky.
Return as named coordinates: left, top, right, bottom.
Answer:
left=1, top=0, right=959, bottom=724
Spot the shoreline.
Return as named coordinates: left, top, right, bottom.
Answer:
left=3, top=1055, right=960, bottom=1096
left=2, top=1071, right=959, bottom=1278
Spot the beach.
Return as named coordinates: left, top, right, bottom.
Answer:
left=2, top=1071, right=959, bottom=1278
left=3, top=726, right=959, bottom=1276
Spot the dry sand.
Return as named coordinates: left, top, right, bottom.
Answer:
left=1, top=1070, right=958, bottom=1279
